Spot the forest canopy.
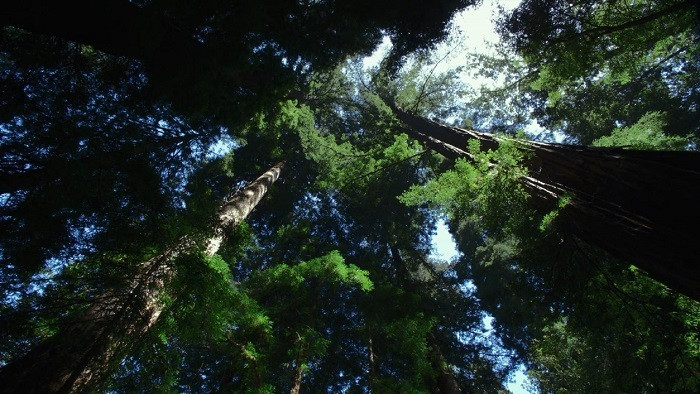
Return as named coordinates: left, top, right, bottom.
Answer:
left=0, top=0, right=699, bottom=392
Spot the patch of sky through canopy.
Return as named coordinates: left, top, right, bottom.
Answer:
left=362, top=0, right=562, bottom=144
left=363, top=2, right=539, bottom=391
left=429, top=217, right=460, bottom=263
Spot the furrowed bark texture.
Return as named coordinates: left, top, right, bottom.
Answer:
left=290, top=363, right=304, bottom=394
left=389, top=101, right=700, bottom=301
left=0, top=161, right=285, bottom=393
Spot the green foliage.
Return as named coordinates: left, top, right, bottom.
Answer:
left=249, top=251, right=373, bottom=294
left=299, top=77, right=436, bottom=260
left=400, top=139, right=531, bottom=235
left=538, top=195, right=571, bottom=233
left=526, top=318, right=590, bottom=392
left=301, top=119, right=424, bottom=192
left=526, top=268, right=700, bottom=393
left=383, top=313, right=436, bottom=378
left=495, top=0, right=700, bottom=143
left=593, top=111, right=695, bottom=150
left=391, top=57, right=466, bottom=119
left=170, top=253, right=250, bottom=343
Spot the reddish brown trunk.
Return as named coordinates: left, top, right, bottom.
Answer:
left=389, top=101, right=700, bottom=301
left=0, top=162, right=285, bottom=393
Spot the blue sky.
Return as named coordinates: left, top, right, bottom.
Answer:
left=425, top=2, right=537, bottom=391
left=362, top=1, right=539, bottom=391
left=430, top=218, right=533, bottom=393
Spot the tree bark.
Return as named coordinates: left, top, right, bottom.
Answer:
left=368, top=336, right=377, bottom=379
left=427, top=332, right=462, bottom=394
left=0, top=161, right=285, bottom=393
left=290, top=331, right=308, bottom=394
left=387, top=100, right=700, bottom=301
left=290, top=363, right=304, bottom=394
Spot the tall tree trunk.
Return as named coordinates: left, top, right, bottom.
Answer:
left=367, top=333, right=380, bottom=392
left=290, top=363, right=304, bottom=394
left=290, top=331, right=308, bottom=394
left=427, top=332, right=462, bottom=394
left=387, top=100, right=700, bottom=301
left=0, top=161, right=285, bottom=393
left=368, top=336, right=377, bottom=379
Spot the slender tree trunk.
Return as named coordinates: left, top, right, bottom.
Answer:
left=366, top=333, right=380, bottom=392
left=427, top=332, right=462, bottom=394
left=290, top=364, right=304, bottom=394
left=368, top=336, right=377, bottom=379
left=0, top=161, right=285, bottom=393
left=387, top=100, right=700, bottom=301
left=290, top=331, right=308, bottom=394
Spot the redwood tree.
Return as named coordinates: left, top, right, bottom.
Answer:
left=385, top=99, right=700, bottom=301
left=0, top=162, right=284, bottom=393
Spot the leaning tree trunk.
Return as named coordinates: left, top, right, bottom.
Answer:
left=387, top=100, right=700, bottom=301
left=0, top=161, right=285, bottom=393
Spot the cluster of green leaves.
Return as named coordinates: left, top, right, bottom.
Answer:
left=401, top=139, right=531, bottom=236
left=248, top=250, right=373, bottom=293
left=301, top=126, right=425, bottom=192
left=592, top=111, right=696, bottom=150
left=484, top=0, right=700, bottom=143
left=526, top=264, right=700, bottom=392
left=105, top=249, right=374, bottom=392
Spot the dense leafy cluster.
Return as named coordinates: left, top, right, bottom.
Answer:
left=462, top=0, right=700, bottom=144
left=1, top=0, right=699, bottom=392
